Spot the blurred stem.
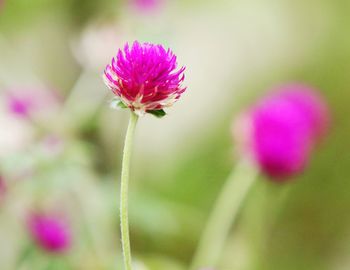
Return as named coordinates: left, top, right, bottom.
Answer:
left=120, top=112, right=138, bottom=270
left=70, top=184, right=107, bottom=269
left=15, top=243, right=35, bottom=270
left=43, top=259, right=55, bottom=270
left=190, top=159, right=258, bottom=270
left=251, top=185, right=292, bottom=270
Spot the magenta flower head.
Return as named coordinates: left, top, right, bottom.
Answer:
left=27, top=212, right=71, bottom=254
left=233, top=83, right=330, bottom=180
left=103, top=41, right=186, bottom=117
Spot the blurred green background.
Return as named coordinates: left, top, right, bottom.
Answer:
left=0, top=0, right=350, bottom=269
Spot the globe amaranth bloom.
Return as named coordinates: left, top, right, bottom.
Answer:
left=233, top=84, right=330, bottom=180
left=27, top=212, right=71, bottom=253
left=103, top=41, right=186, bottom=116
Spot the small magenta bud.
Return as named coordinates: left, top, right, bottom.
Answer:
left=27, top=212, right=71, bottom=254
left=233, top=83, right=330, bottom=180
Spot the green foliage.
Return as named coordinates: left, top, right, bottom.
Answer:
left=147, top=109, right=166, bottom=118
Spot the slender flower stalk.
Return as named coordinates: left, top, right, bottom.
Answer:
left=103, top=41, right=186, bottom=270
left=190, top=159, right=258, bottom=270
left=120, top=112, right=138, bottom=270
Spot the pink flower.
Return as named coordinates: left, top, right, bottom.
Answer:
left=275, top=84, right=330, bottom=140
left=103, top=41, right=186, bottom=116
left=233, top=84, right=330, bottom=180
left=7, top=94, right=33, bottom=117
left=5, top=87, right=61, bottom=119
left=131, top=0, right=163, bottom=12
left=27, top=212, right=71, bottom=254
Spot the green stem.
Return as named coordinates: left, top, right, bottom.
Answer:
left=15, top=243, right=35, bottom=270
left=120, top=112, right=138, bottom=270
left=70, top=185, right=106, bottom=269
left=190, top=159, right=258, bottom=270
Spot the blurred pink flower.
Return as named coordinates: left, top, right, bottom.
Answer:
left=104, top=41, right=186, bottom=116
left=27, top=212, right=71, bottom=254
left=7, top=95, right=33, bottom=117
left=131, top=0, right=163, bottom=12
left=233, top=84, right=330, bottom=180
left=276, top=84, right=330, bottom=140
left=5, top=87, right=61, bottom=119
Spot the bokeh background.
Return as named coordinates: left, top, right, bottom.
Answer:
left=0, top=0, right=350, bottom=269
